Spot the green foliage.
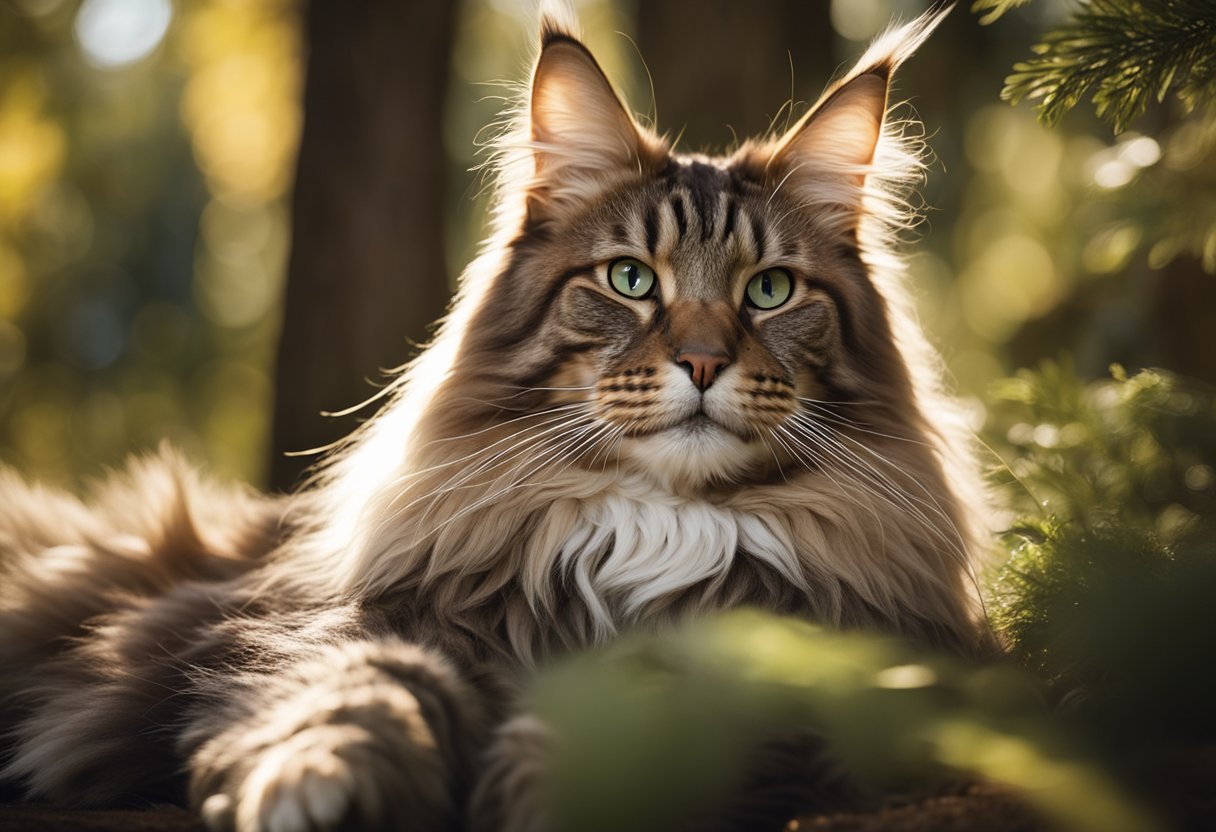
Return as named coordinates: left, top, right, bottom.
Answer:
left=985, top=362, right=1216, bottom=776
left=971, top=0, right=1033, bottom=25
left=998, top=0, right=1216, bottom=133
left=986, top=360, right=1216, bottom=532
left=991, top=518, right=1216, bottom=754
left=535, top=611, right=1159, bottom=832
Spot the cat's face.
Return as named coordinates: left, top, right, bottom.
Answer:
left=451, top=28, right=919, bottom=490
left=518, top=154, right=895, bottom=488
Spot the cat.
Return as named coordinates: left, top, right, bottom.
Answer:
left=0, top=4, right=991, bottom=831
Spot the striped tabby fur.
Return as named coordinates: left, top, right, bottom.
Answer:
left=0, top=5, right=992, bottom=831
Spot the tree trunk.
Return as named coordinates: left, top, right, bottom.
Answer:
left=270, top=0, right=457, bottom=491
left=636, top=0, right=834, bottom=151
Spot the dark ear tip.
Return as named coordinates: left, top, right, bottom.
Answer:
left=867, top=61, right=894, bottom=81
left=533, top=29, right=610, bottom=93
left=539, top=21, right=575, bottom=49
left=539, top=4, right=583, bottom=50
left=538, top=28, right=594, bottom=60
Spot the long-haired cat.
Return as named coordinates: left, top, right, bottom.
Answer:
left=0, top=5, right=990, bottom=831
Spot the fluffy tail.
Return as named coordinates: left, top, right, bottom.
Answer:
left=0, top=447, right=284, bottom=728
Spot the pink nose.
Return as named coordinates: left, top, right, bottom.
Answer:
left=676, top=351, right=731, bottom=391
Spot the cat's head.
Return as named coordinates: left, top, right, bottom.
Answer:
left=436, top=7, right=948, bottom=492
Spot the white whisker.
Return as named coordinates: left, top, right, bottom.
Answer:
left=786, top=412, right=984, bottom=608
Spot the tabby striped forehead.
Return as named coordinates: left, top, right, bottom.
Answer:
left=595, top=156, right=794, bottom=300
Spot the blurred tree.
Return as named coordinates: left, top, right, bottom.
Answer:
left=635, top=0, right=834, bottom=149
left=270, top=0, right=457, bottom=490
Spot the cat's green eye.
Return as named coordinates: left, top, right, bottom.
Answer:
left=608, top=258, right=657, bottom=300
left=746, top=268, right=793, bottom=310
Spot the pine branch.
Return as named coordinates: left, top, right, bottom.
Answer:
left=972, top=0, right=1033, bottom=25
left=1000, top=0, right=1216, bottom=132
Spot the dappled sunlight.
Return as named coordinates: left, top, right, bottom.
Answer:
left=0, top=78, right=65, bottom=225
left=0, top=0, right=300, bottom=486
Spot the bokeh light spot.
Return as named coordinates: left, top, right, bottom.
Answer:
left=1082, top=222, right=1142, bottom=274
left=74, top=0, right=172, bottom=68
left=875, top=663, right=937, bottom=689
left=1185, top=464, right=1214, bottom=492
left=830, top=0, right=890, bottom=41
left=1119, top=135, right=1161, bottom=167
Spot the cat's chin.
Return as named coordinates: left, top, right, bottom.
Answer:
left=618, top=417, right=764, bottom=490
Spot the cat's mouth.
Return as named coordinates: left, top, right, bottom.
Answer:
left=610, top=397, right=759, bottom=444
left=672, top=408, right=752, bottom=441
left=621, top=414, right=715, bottom=439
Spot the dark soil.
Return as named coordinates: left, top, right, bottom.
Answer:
left=0, top=785, right=1044, bottom=832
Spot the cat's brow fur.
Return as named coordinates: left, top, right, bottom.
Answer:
left=0, top=6, right=993, bottom=830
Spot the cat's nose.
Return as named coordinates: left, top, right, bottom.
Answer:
left=676, top=350, right=731, bottom=391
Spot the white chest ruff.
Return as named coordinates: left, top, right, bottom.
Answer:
left=551, top=478, right=808, bottom=634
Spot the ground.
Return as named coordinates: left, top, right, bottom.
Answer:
left=0, top=785, right=1043, bottom=831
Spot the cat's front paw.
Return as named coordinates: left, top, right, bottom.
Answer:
left=189, top=640, right=477, bottom=832
left=200, top=724, right=374, bottom=832
left=198, top=719, right=452, bottom=832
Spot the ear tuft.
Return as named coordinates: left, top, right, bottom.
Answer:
left=527, top=12, right=666, bottom=221
left=538, top=0, right=582, bottom=47
left=761, top=5, right=952, bottom=237
left=848, top=3, right=953, bottom=79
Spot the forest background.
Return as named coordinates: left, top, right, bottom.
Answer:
left=3, top=0, right=1212, bottom=491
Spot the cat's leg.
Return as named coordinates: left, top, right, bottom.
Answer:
left=468, top=713, right=554, bottom=832
left=187, top=638, right=487, bottom=832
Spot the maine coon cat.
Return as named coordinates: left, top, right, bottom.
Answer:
left=0, top=5, right=990, bottom=830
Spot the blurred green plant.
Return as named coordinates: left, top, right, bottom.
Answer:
left=971, top=0, right=1033, bottom=26
left=534, top=611, right=1160, bottom=832
left=985, top=362, right=1216, bottom=786
left=987, top=361, right=1215, bottom=530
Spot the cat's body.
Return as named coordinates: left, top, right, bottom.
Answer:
left=0, top=7, right=992, bottom=831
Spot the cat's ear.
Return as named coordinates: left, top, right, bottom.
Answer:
left=764, top=7, right=950, bottom=236
left=527, top=12, right=665, bottom=221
